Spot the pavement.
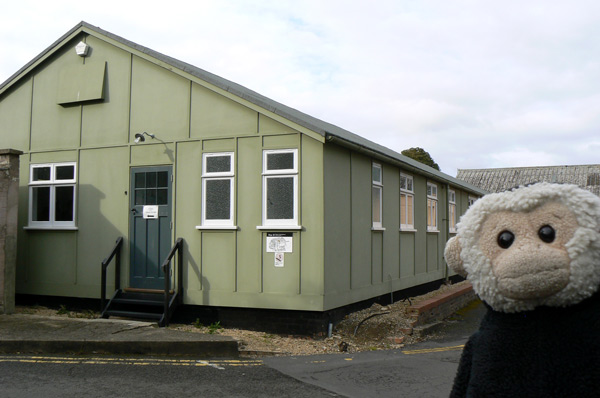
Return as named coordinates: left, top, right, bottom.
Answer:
left=0, top=283, right=476, bottom=358
left=0, top=314, right=239, bottom=358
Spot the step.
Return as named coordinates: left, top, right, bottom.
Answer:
left=111, top=298, right=164, bottom=307
left=104, top=310, right=163, bottom=321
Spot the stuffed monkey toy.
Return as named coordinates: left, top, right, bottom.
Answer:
left=445, top=182, right=600, bottom=398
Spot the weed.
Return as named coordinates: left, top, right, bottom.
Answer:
left=207, top=321, right=223, bottom=334
left=56, top=305, right=69, bottom=315
left=193, top=318, right=204, bottom=329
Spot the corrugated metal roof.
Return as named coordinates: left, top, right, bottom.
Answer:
left=457, top=165, right=600, bottom=196
left=0, top=21, right=487, bottom=196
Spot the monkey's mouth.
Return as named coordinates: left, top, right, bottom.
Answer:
left=493, top=256, right=571, bottom=300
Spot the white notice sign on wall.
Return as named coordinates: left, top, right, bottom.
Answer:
left=274, top=252, right=285, bottom=267
left=143, top=205, right=159, bottom=219
left=266, top=233, right=293, bottom=253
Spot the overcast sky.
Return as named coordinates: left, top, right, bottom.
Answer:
left=1, top=0, right=598, bottom=176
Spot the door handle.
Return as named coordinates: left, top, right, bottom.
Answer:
left=131, top=208, right=137, bottom=214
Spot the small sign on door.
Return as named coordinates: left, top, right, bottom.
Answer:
left=143, top=205, right=159, bottom=219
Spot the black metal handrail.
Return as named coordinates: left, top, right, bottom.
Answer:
left=101, top=237, right=123, bottom=315
left=161, top=237, right=184, bottom=326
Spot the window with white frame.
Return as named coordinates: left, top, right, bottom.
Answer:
left=372, top=163, right=383, bottom=229
left=427, top=182, right=438, bottom=231
left=201, top=152, right=234, bottom=227
left=262, top=149, right=298, bottom=226
left=400, top=173, right=414, bottom=230
left=449, top=189, right=457, bottom=233
left=28, top=162, right=77, bottom=228
left=468, top=196, right=478, bottom=206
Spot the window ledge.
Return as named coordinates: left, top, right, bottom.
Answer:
left=371, top=227, right=386, bottom=231
left=196, top=225, right=238, bottom=230
left=24, top=226, right=78, bottom=231
left=400, top=228, right=418, bottom=233
left=256, top=225, right=303, bottom=230
left=427, top=229, right=440, bottom=233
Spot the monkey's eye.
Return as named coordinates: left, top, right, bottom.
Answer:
left=538, top=225, right=556, bottom=243
left=497, top=231, right=515, bottom=249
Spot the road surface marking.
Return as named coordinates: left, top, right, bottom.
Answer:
left=0, top=355, right=263, bottom=367
left=402, top=344, right=465, bottom=355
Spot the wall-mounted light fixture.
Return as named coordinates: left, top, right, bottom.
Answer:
left=75, top=41, right=90, bottom=57
left=134, top=132, right=155, bottom=144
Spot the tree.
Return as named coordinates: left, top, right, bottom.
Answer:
left=401, top=147, right=440, bottom=171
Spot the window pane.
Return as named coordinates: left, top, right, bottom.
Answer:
left=32, top=186, right=50, bottom=221
left=206, top=156, right=231, bottom=174
left=372, top=186, right=381, bottom=223
left=407, top=178, right=413, bottom=192
left=32, top=167, right=51, bottom=182
left=135, top=173, right=145, bottom=188
left=400, top=194, right=406, bottom=224
left=157, top=172, right=168, bottom=188
left=135, top=189, right=145, bottom=205
left=372, top=165, right=382, bottom=184
left=407, top=195, right=413, bottom=225
left=146, top=189, right=157, bottom=205
left=267, top=152, right=294, bottom=171
left=146, top=172, right=157, bottom=188
left=266, top=177, right=294, bottom=220
left=205, top=179, right=231, bottom=220
left=55, top=186, right=74, bottom=221
left=157, top=188, right=168, bottom=205
left=55, top=165, right=74, bottom=180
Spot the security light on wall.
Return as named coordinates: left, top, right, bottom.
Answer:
left=134, top=132, right=155, bottom=144
left=75, top=41, right=90, bottom=57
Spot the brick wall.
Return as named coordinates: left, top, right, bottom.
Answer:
left=0, top=149, right=22, bottom=314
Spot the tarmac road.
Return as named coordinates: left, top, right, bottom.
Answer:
left=264, top=299, right=486, bottom=398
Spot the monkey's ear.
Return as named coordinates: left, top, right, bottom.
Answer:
left=445, top=236, right=467, bottom=277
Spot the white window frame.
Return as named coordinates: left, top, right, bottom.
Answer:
left=200, top=152, right=235, bottom=228
left=259, top=149, right=299, bottom=229
left=27, top=162, right=77, bottom=229
left=427, top=182, right=438, bottom=232
left=449, top=189, right=457, bottom=233
left=468, top=196, right=478, bottom=206
left=372, top=163, right=383, bottom=230
left=400, top=173, right=414, bottom=230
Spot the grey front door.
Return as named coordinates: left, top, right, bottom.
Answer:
left=129, top=166, right=172, bottom=289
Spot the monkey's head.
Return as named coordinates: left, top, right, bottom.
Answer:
left=445, top=182, right=600, bottom=312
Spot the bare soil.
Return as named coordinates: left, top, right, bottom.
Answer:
left=14, top=281, right=469, bottom=357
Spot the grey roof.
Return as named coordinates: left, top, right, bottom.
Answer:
left=457, top=165, right=600, bottom=196
left=1, top=21, right=486, bottom=196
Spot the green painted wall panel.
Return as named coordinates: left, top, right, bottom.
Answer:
left=76, top=147, right=129, bottom=290
left=174, top=141, right=203, bottom=294
left=323, top=145, right=351, bottom=294
left=262, top=232, right=300, bottom=294
left=191, top=83, right=258, bottom=138
left=30, top=151, right=77, bottom=163
left=400, top=233, right=415, bottom=278
left=371, top=232, right=383, bottom=284
left=262, top=134, right=299, bottom=148
left=0, top=78, right=32, bottom=151
left=350, top=152, right=372, bottom=288
left=426, top=233, right=439, bottom=272
left=300, top=135, right=324, bottom=296
left=81, top=36, right=132, bottom=147
left=259, top=115, right=297, bottom=135
left=30, top=45, right=83, bottom=150
left=130, top=56, right=190, bottom=142
left=24, top=232, right=77, bottom=285
left=201, top=232, right=236, bottom=291
left=236, top=137, right=262, bottom=293
left=56, top=62, right=105, bottom=104
left=203, top=138, right=235, bottom=152
left=412, top=175, right=427, bottom=274
left=130, top=143, right=175, bottom=165
left=382, top=163, right=400, bottom=280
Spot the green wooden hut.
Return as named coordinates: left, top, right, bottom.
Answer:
left=0, top=22, right=485, bottom=328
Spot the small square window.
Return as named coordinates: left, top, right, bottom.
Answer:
left=28, top=162, right=77, bottom=228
